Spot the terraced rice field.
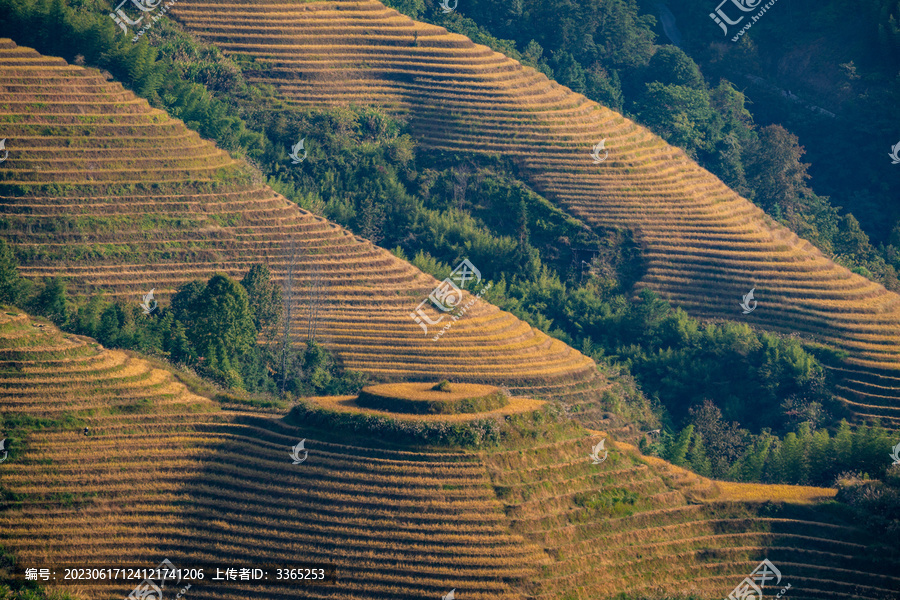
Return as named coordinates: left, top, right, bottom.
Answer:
left=2, top=314, right=897, bottom=599
left=0, top=310, right=210, bottom=416
left=0, top=313, right=547, bottom=600
left=164, top=0, right=900, bottom=426
left=483, top=438, right=900, bottom=599
left=0, top=39, right=612, bottom=423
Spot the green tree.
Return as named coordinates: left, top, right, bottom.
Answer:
left=0, top=238, right=24, bottom=305
left=728, top=433, right=774, bottom=482
left=170, top=280, right=206, bottom=332
left=97, top=304, right=123, bottom=347
left=633, top=82, right=718, bottom=158
left=192, top=274, right=257, bottom=359
left=72, top=294, right=106, bottom=339
left=689, top=399, right=746, bottom=477
left=644, top=46, right=704, bottom=89
left=770, top=431, right=807, bottom=484
left=302, top=340, right=333, bottom=393
left=665, top=425, right=694, bottom=466
left=744, top=125, right=812, bottom=215
left=32, top=277, right=68, bottom=325
left=585, top=63, right=623, bottom=110
left=551, top=51, right=586, bottom=94
left=687, top=430, right=712, bottom=477
left=241, top=264, right=283, bottom=336
left=159, top=312, right=195, bottom=365
left=806, top=427, right=831, bottom=477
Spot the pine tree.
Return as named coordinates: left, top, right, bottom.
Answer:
left=0, top=238, right=24, bottom=305
left=774, top=432, right=807, bottom=484
left=241, top=263, right=283, bottom=337
left=32, top=277, right=68, bottom=325
left=807, top=429, right=833, bottom=485
left=833, top=420, right=854, bottom=472
left=194, top=274, right=256, bottom=360
left=515, top=193, right=529, bottom=247
left=687, top=431, right=712, bottom=477
left=665, top=425, right=694, bottom=467
left=97, top=304, right=122, bottom=347
left=728, top=433, right=774, bottom=482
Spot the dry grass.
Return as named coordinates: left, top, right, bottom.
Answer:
left=305, top=394, right=545, bottom=421
left=715, top=481, right=837, bottom=504
left=360, top=381, right=501, bottom=401
left=0, top=39, right=613, bottom=420
left=157, top=0, right=900, bottom=424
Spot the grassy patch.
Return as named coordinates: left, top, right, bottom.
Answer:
left=574, top=486, right=641, bottom=518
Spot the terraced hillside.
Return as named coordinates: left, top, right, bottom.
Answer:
left=0, top=312, right=547, bottom=599
left=0, top=39, right=613, bottom=422
left=2, top=314, right=898, bottom=600
left=487, top=439, right=900, bottom=600
left=0, top=310, right=210, bottom=417
left=166, top=0, right=900, bottom=427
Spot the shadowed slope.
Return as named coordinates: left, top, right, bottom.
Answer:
left=0, top=314, right=549, bottom=600
left=485, top=438, right=899, bottom=599
left=167, top=0, right=900, bottom=427
left=0, top=38, right=615, bottom=423
left=1, top=319, right=897, bottom=600
left=0, top=310, right=211, bottom=416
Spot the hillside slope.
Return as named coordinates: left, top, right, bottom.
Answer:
left=165, top=0, right=900, bottom=427
left=2, top=315, right=898, bottom=600
left=0, top=39, right=616, bottom=424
